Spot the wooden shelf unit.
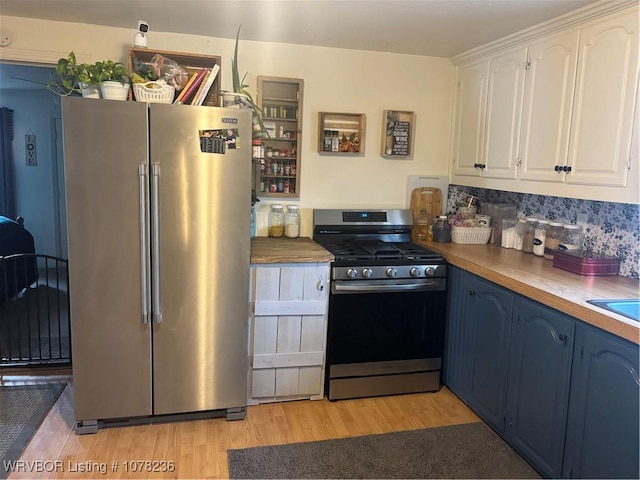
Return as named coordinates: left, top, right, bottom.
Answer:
left=255, top=76, right=304, bottom=198
left=318, top=112, right=366, bottom=155
left=127, top=47, right=221, bottom=106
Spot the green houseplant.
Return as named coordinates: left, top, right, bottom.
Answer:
left=94, top=60, right=130, bottom=101
left=47, top=52, right=100, bottom=97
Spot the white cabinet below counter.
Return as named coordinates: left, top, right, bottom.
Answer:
left=248, top=262, right=330, bottom=404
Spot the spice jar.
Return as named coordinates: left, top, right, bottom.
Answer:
left=284, top=205, right=301, bottom=238
left=268, top=204, right=285, bottom=238
left=533, top=219, right=549, bottom=257
left=413, top=209, right=434, bottom=242
left=543, top=222, right=565, bottom=260
left=433, top=216, right=451, bottom=243
left=522, top=218, right=537, bottom=254
left=559, top=224, right=583, bottom=251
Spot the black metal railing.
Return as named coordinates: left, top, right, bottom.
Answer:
left=0, top=254, right=71, bottom=367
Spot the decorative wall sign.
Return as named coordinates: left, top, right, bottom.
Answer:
left=25, top=129, right=37, bottom=166
left=381, top=110, right=415, bottom=159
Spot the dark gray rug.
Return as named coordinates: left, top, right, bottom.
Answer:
left=228, top=422, right=541, bottom=479
left=0, top=383, right=66, bottom=479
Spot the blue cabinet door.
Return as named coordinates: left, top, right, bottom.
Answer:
left=465, top=273, right=513, bottom=433
left=562, top=324, right=640, bottom=479
left=506, top=296, right=575, bottom=478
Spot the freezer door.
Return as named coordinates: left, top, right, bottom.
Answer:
left=149, top=104, right=251, bottom=415
left=62, top=97, right=152, bottom=421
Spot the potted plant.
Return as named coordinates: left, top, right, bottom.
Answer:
left=94, top=60, right=130, bottom=100
left=47, top=52, right=101, bottom=97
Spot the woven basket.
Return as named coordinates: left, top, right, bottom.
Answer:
left=133, top=82, right=175, bottom=104
left=451, top=226, right=492, bottom=244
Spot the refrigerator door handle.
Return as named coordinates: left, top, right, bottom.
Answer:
left=151, top=163, right=163, bottom=324
left=138, top=163, right=150, bottom=324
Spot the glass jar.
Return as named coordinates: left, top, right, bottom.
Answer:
left=433, top=216, right=451, bottom=243
left=268, top=204, right=285, bottom=238
left=543, top=222, right=565, bottom=260
left=284, top=205, right=301, bottom=238
left=501, top=218, right=518, bottom=248
left=559, top=224, right=583, bottom=251
left=514, top=218, right=528, bottom=251
left=533, top=219, right=549, bottom=257
left=413, top=210, right=434, bottom=242
left=522, top=218, right=537, bottom=254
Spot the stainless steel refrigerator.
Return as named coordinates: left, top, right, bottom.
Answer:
left=62, top=96, right=251, bottom=433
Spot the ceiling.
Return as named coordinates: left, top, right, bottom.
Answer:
left=1, top=0, right=599, bottom=57
left=0, top=0, right=599, bottom=91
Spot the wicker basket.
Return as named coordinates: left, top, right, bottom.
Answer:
left=133, top=82, right=175, bottom=104
left=451, top=226, right=492, bottom=244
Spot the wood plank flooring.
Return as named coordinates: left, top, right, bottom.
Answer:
left=2, top=371, right=480, bottom=479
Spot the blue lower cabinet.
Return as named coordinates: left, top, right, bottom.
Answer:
left=562, top=324, right=640, bottom=479
left=505, top=297, right=575, bottom=478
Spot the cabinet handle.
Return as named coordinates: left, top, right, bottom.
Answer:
left=558, top=334, right=569, bottom=345
left=469, top=290, right=476, bottom=296
left=474, top=163, right=480, bottom=169
left=554, top=165, right=562, bottom=172
left=480, top=164, right=486, bottom=170
left=563, top=165, right=572, bottom=173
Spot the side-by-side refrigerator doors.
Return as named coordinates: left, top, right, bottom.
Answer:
left=62, top=97, right=152, bottom=422
left=149, top=104, right=251, bottom=415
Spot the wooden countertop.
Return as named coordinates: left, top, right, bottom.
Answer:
left=418, top=241, right=640, bottom=345
left=251, top=237, right=334, bottom=264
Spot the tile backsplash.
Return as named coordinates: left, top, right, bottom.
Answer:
left=447, top=185, right=639, bottom=279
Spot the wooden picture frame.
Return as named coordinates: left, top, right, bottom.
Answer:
left=381, top=110, right=415, bottom=159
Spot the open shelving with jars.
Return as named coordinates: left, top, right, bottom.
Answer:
left=254, top=76, right=304, bottom=198
left=318, top=112, right=366, bottom=155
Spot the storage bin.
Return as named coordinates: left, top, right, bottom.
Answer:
left=133, top=82, right=175, bottom=103
left=451, top=226, right=492, bottom=244
left=552, top=250, right=620, bottom=276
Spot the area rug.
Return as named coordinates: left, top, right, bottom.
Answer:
left=0, top=383, right=66, bottom=479
left=228, top=422, right=541, bottom=479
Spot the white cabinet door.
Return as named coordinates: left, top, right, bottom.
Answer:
left=519, top=30, right=580, bottom=183
left=483, top=47, right=528, bottom=179
left=452, top=60, right=489, bottom=177
left=567, top=10, right=638, bottom=186
left=249, top=264, right=329, bottom=403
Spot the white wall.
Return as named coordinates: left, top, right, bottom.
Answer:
left=0, top=16, right=454, bottom=236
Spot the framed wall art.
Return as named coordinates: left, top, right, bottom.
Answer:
left=381, top=110, right=415, bottom=159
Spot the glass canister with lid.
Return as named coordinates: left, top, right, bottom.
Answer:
left=514, top=218, right=528, bottom=251
left=543, top=222, right=565, bottom=260
left=433, top=216, right=451, bottom=243
left=284, top=205, right=301, bottom=238
left=522, top=218, right=538, bottom=254
left=559, top=224, right=583, bottom=251
left=533, top=219, right=549, bottom=257
left=268, top=204, right=285, bottom=238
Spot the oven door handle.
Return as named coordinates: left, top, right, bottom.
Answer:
left=332, top=280, right=445, bottom=293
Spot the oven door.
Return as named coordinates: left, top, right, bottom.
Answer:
left=326, top=278, right=447, bottom=400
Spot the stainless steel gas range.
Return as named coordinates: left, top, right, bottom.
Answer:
left=313, top=209, right=448, bottom=401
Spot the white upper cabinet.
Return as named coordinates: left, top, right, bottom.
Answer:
left=519, top=30, right=580, bottom=183
left=566, top=10, right=638, bottom=186
left=452, top=48, right=527, bottom=179
left=452, top=60, right=489, bottom=177
left=483, top=47, right=528, bottom=179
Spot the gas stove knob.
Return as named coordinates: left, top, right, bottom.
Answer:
left=346, top=268, right=358, bottom=279
left=425, top=267, right=436, bottom=276
left=386, top=267, right=398, bottom=278
left=410, top=267, right=421, bottom=277
left=362, top=268, right=374, bottom=278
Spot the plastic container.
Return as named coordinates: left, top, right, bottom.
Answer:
left=522, top=218, right=538, bottom=254
left=433, top=216, right=451, bottom=243
left=268, top=204, right=285, bottom=238
left=543, top=222, right=565, bottom=260
left=451, top=226, right=492, bottom=244
left=501, top=218, right=518, bottom=248
left=533, top=219, right=549, bottom=257
left=559, top=224, right=583, bottom=251
left=514, top=218, right=528, bottom=251
left=552, top=250, right=620, bottom=276
left=284, top=205, right=301, bottom=238
left=489, top=203, right=518, bottom=245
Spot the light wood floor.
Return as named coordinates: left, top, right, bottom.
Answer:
left=2, top=370, right=480, bottom=479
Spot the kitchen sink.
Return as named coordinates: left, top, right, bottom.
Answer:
left=587, top=299, right=640, bottom=322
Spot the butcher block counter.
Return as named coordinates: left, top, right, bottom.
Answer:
left=418, top=241, right=640, bottom=345
left=250, top=237, right=334, bottom=264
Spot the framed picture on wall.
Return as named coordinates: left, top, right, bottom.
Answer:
left=381, top=110, right=415, bottom=159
